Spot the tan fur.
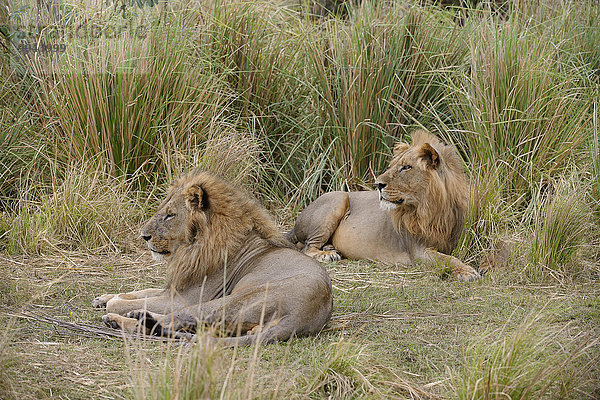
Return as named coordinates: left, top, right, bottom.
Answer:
left=287, top=130, right=480, bottom=281
left=94, top=170, right=332, bottom=344
left=164, top=171, right=290, bottom=291
left=383, top=130, right=469, bottom=254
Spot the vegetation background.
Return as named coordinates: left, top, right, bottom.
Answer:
left=0, top=0, right=599, bottom=398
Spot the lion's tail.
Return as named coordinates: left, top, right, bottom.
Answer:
left=284, top=228, right=305, bottom=251
left=284, top=228, right=297, bottom=245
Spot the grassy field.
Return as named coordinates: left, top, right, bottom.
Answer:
left=2, top=254, right=599, bottom=399
left=1, top=0, right=600, bottom=398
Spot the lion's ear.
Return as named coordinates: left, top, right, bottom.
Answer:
left=420, top=143, right=440, bottom=169
left=393, top=142, right=410, bottom=157
left=184, top=183, right=208, bottom=212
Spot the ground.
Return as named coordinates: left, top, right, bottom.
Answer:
left=1, top=251, right=599, bottom=399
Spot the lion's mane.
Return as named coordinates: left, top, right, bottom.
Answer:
left=165, top=170, right=290, bottom=291
left=390, top=131, right=469, bottom=254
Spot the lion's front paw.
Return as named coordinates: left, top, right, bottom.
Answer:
left=316, top=246, right=343, bottom=262
left=455, top=268, right=481, bottom=282
left=127, top=310, right=194, bottom=340
left=92, top=294, right=116, bottom=308
left=127, top=310, right=161, bottom=334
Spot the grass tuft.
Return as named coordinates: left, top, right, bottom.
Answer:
left=34, top=11, right=229, bottom=187
left=161, top=128, right=264, bottom=191
left=452, top=314, right=599, bottom=400
left=0, top=165, right=143, bottom=254
left=307, top=3, right=467, bottom=186
left=446, top=8, right=595, bottom=270
left=306, top=337, right=372, bottom=398
left=525, top=174, right=592, bottom=281
left=129, top=336, right=225, bottom=400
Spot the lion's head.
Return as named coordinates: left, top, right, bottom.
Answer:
left=141, top=170, right=289, bottom=291
left=375, top=130, right=469, bottom=254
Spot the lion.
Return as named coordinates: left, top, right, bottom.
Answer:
left=286, top=130, right=480, bottom=281
left=93, top=170, right=333, bottom=345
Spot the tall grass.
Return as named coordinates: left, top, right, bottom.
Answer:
left=515, top=0, right=600, bottom=84
left=129, top=336, right=226, bottom=400
left=35, top=10, right=230, bottom=186
left=161, top=129, right=263, bottom=186
left=525, top=174, right=592, bottom=281
left=0, top=165, right=142, bottom=254
left=194, top=0, right=330, bottom=205
left=200, top=0, right=309, bottom=130
left=451, top=16, right=591, bottom=199
left=307, top=3, right=468, bottom=186
left=590, top=102, right=600, bottom=219
left=1, top=0, right=599, bottom=279
left=452, top=315, right=599, bottom=400
left=0, top=69, right=48, bottom=210
left=447, top=9, right=594, bottom=267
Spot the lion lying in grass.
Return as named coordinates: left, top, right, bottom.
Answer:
left=286, top=130, right=480, bottom=281
left=93, top=170, right=333, bottom=345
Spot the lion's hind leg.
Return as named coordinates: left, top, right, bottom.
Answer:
left=102, top=313, right=143, bottom=333
left=103, top=309, right=195, bottom=340
left=220, top=317, right=297, bottom=346
left=124, top=310, right=196, bottom=340
left=292, top=191, right=349, bottom=263
left=129, top=312, right=295, bottom=345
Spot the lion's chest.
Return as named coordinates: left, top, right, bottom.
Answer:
left=331, top=191, right=417, bottom=266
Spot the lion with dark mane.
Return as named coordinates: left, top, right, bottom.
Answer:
left=286, top=130, right=480, bottom=281
left=93, top=170, right=333, bottom=345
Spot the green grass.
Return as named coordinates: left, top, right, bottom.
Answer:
left=1, top=257, right=598, bottom=399
left=0, top=165, right=144, bottom=254
left=306, top=3, right=468, bottom=186
left=1, top=0, right=600, bottom=398
left=525, top=174, right=592, bottom=281
left=590, top=104, right=600, bottom=219
left=440, top=6, right=596, bottom=268
left=37, top=20, right=229, bottom=187
left=453, top=314, right=598, bottom=400
left=0, top=71, right=49, bottom=210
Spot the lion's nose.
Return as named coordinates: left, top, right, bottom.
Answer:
left=141, top=235, right=151, bottom=242
left=377, top=182, right=386, bottom=191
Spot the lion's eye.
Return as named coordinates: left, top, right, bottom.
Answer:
left=399, top=165, right=412, bottom=172
left=164, top=213, right=175, bottom=221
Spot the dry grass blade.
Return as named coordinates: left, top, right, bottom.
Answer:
left=11, top=308, right=185, bottom=342
left=452, top=314, right=600, bottom=400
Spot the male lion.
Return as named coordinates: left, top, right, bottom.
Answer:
left=286, top=130, right=480, bottom=281
left=93, top=170, right=333, bottom=345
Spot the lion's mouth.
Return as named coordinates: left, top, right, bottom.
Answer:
left=148, top=248, right=171, bottom=262
left=379, top=193, right=404, bottom=205
left=148, top=245, right=170, bottom=256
